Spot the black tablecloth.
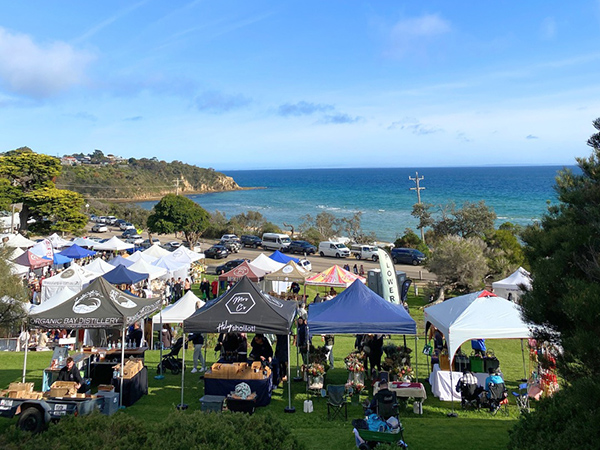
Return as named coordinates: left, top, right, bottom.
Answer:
left=111, top=367, right=148, bottom=407
left=204, top=375, right=272, bottom=407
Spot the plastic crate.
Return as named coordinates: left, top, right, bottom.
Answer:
left=199, top=395, right=225, bottom=413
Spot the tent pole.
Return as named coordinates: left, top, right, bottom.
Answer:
left=22, top=327, right=29, bottom=383
left=284, top=333, right=295, bottom=413
left=177, top=323, right=188, bottom=410
left=155, top=310, right=164, bottom=380
left=414, top=335, right=418, bottom=384
left=447, top=362, right=457, bottom=418
left=119, top=326, right=126, bottom=408
left=521, top=339, right=527, bottom=380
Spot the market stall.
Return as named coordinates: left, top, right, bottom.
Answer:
left=423, top=290, right=532, bottom=402
left=150, top=290, right=204, bottom=349
left=263, top=260, right=309, bottom=295
left=58, top=244, right=97, bottom=260
left=305, top=264, right=366, bottom=289
left=40, top=263, right=98, bottom=303
left=218, top=261, right=268, bottom=282
left=492, top=267, right=532, bottom=302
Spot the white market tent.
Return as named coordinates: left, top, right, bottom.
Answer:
left=2, top=234, right=36, bottom=248
left=143, top=243, right=171, bottom=259
left=30, top=287, right=78, bottom=315
left=127, top=250, right=158, bottom=264
left=40, top=264, right=99, bottom=302
left=8, top=260, right=29, bottom=276
left=84, top=258, right=115, bottom=275
left=250, top=253, right=285, bottom=273
left=129, top=259, right=168, bottom=281
left=150, top=290, right=204, bottom=348
left=47, top=233, right=71, bottom=249
left=68, top=237, right=98, bottom=248
left=6, top=247, right=25, bottom=260
left=152, top=256, right=188, bottom=280
left=492, top=267, right=532, bottom=302
left=93, top=236, right=134, bottom=251
left=423, top=290, right=532, bottom=360
left=170, top=247, right=204, bottom=263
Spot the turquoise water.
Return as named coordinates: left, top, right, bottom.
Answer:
left=139, top=166, right=575, bottom=242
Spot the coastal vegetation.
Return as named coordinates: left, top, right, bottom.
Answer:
left=147, top=194, right=210, bottom=246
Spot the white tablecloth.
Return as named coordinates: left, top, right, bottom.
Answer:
left=429, top=364, right=487, bottom=401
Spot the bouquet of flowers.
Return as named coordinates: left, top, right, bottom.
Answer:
left=305, top=363, right=326, bottom=377
left=382, top=345, right=413, bottom=377
left=344, top=351, right=365, bottom=372
left=308, top=345, right=330, bottom=371
left=345, top=380, right=365, bottom=396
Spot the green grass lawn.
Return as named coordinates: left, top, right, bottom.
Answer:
left=0, top=285, right=527, bottom=449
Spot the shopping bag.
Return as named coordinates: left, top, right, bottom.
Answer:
left=422, top=341, right=433, bottom=356
left=303, top=400, right=313, bottom=413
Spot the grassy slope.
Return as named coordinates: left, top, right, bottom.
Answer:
left=0, top=285, right=525, bottom=450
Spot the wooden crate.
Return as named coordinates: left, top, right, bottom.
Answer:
left=8, top=382, right=34, bottom=393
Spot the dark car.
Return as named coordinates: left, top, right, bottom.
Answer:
left=121, top=229, right=138, bottom=238
left=289, top=240, right=317, bottom=255
left=204, top=244, right=229, bottom=259
left=391, top=248, right=426, bottom=266
left=216, top=259, right=246, bottom=274
left=240, top=235, right=262, bottom=248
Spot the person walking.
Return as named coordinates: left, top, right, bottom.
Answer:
left=190, top=332, right=206, bottom=373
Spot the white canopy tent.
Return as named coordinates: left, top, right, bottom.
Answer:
left=68, top=237, right=98, bottom=248
left=143, top=243, right=171, bottom=259
left=423, top=290, right=532, bottom=360
left=93, top=236, right=134, bottom=251
left=152, top=256, right=189, bottom=280
left=150, top=290, right=204, bottom=348
left=492, top=267, right=532, bottom=302
left=40, top=264, right=99, bottom=302
left=250, top=253, right=285, bottom=273
left=127, top=250, right=158, bottom=264
left=8, top=260, right=29, bottom=276
left=84, top=258, right=115, bottom=275
left=128, top=259, right=168, bottom=281
left=6, top=247, right=25, bottom=260
left=2, top=234, right=36, bottom=248
left=47, top=233, right=71, bottom=249
left=169, top=247, right=204, bottom=263
left=30, top=287, right=78, bottom=315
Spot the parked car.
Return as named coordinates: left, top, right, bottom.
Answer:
left=165, top=241, right=181, bottom=250
left=216, top=259, right=246, bottom=274
left=141, top=238, right=161, bottom=248
left=126, top=235, right=144, bottom=245
left=91, top=224, right=108, bottom=233
left=350, top=244, right=379, bottom=261
left=318, top=241, right=351, bottom=258
left=221, top=234, right=239, bottom=242
left=240, top=235, right=262, bottom=248
left=220, top=239, right=241, bottom=253
left=205, top=244, right=229, bottom=259
left=289, top=240, right=317, bottom=255
left=120, top=222, right=135, bottom=230
left=261, top=233, right=291, bottom=252
left=121, top=229, right=138, bottom=238
left=106, top=216, right=118, bottom=225
left=298, top=258, right=312, bottom=272
left=391, top=248, right=426, bottom=266
left=96, top=216, right=107, bottom=223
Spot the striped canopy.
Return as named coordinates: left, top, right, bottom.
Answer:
left=305, top=264, right=365, bottom=288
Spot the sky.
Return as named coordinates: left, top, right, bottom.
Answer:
left=1, top=1, right=599, bottom=170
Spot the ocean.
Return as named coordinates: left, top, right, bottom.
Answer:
left=138, top=166, right=576, bottom=242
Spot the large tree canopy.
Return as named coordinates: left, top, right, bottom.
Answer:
left=147, top=194, right=210, bottom=246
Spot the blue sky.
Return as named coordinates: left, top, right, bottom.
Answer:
left=1, top=1, right=599, bottom=170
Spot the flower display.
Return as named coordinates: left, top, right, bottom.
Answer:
left=345, top=380, right=365, bottom=396
left=344, top=351, right=366, bottom=372
left=305, top=363, right=325, bottom=377
left=381, top=345, right=413, bottom=380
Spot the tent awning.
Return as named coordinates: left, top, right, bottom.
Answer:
left=305, top=264, right=365, bottom=287
left=103, top=264, right=148, bottom=285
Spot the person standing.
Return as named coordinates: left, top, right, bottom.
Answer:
left=184, top=278, right=191, bottom=293
left=190, top=332, right=206, bottom=373
left=200, top=278, right=210, bottom=299
left=297, top=317, right=310, bottom=364
left=324, top=334, right=335, bottom=369
left=58, top=357, right=83, bottom=391
left=161, top=324, right=173, bottom=349
left=211, top=279, right=219, bottom=299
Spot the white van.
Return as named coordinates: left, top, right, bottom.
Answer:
left=350, top=244, right=379, bottom=261
left=318, top=241, right=351, bottom=258
left=261, top=233, right=291, bottom=251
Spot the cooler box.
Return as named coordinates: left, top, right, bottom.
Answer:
left=97, top=391, right=120, bottom=416
left=484, top=357, right=500, bottom=373
left=469, top=356, right=484, bottom=373
left=199, top=395, right=225, bottom=413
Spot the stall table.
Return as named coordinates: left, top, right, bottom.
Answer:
left=204, top=376, right=272, bottom=407
left=42, top=352, right=93, bottom=392
left=373, top=381, right=427, bottom=402
left=111, top=366, right=148, bottom=407
left=429, top=364, right=487, bottom=401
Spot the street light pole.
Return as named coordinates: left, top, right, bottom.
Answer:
left=409, top=172, right=426, bottom=243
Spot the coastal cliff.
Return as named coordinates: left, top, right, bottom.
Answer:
left=58, top=157, right=242, bottom=201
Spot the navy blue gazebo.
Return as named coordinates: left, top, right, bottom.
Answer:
left=58, top=244, right=97, bottom=259
left=103, top=264, right=148, bottom=285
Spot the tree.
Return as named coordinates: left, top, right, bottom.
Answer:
left=426, top=235, right=489, bottom=295
left=299, top=212, right=342, bottom=242
left=147, top=194, right=210, bottom=246
left=508, top=118, right=600, bottom=448
left=338, top=212, right=376, bottom=243
left=0, top=247, right=29, bottom=331
left=431, top=201, right=496, bottom=239
left=24, top=187, right=88, bottom=235
left=394, top=228, right=430, bottom=255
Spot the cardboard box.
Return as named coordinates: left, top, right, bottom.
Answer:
left=439, top=354, right=450, bottom=371
left=8, top=382, right=34, bottom=393
left=97, top=384, right=115, bottom=392
left=20, top=392, right=44, bottom=400
left=49, top=388, right=72, bottom=398
left=49, top=381, right=78, bottom=397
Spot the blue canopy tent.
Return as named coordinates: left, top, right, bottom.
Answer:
left=307, top=279, right=417, bottom=335
left=269, top=250, right=299, bottom=264
left=52, top=253, right=72, bottom=265
left=58, top=244, right=97, bottom=259
left=108, top=255, right=134, bottom=268
left=103, top=264, right=148, bottom=285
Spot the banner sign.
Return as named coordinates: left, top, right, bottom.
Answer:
left=376, top=248, right=399, bottom=304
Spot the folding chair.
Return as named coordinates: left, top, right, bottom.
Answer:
left=325, top=385, right=348, bottom=420
left=487, top=382, right=509, bottom=416
left=375, top=390, right=399, bottom=421
left=511, top=382, right=530, bottom=413
left=460, top=383, right=482, bottom=410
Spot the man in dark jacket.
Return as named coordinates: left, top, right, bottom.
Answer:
left=58, top=357, right=83, bottom=391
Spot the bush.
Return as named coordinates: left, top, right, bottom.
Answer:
left=508, top=378, right=600, bottom=449
left=0, top=411, right=305, bottom=450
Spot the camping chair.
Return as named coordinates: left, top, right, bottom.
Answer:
left=487, top=382, right=509, bottom=416
left=325, top=385, right=348, bottom=420
left=511, top=381, right=530, bottom=413
left=459, top=383, right=482, bottom=410
left=375, top=390, right=399, bottom=421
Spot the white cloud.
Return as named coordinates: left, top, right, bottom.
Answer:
left=387, top=14, right=452, bottom=58
left=540, top=17, right=556, bottom=40
left=0, top=27, right=94, bottom=99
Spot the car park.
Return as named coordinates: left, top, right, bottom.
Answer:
left=261, top=233, right=291, bottom=252
left=126, top=235, right=144, bottom=245
left=350, top=244, right=379, bottom=261
left=240, top=235, right=262, bottom=248
left=216, top=259, right=246, bottom=274
left=391, top=248, right=426, bottom=266
left=205, top=244, right=229, bottom=259
left=289, top=240, right=317, bottom=255
left=298, top=258, right=312, bottom=272
left=318, top=241, right=351, bottom=258
left=91, top=224, right=108, bottom=233
left=121, top=229, right=138, bottom=238
left=120, top=222, right=135, bottom=230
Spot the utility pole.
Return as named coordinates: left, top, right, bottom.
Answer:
left=409, top=172, right=426, bottom=243
left=173, top=178, right=182, bottom=195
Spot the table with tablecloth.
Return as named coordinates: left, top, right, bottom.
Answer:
left=111, top=366, right=148, bottom=407
left=429, top=364, right=487, bottom=401
left=203, top=375, right=273, bottom=407
left=373, top=381, right=427, bottom=402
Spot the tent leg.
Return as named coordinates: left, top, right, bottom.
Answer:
left=22, top=328, right=29, bottom=383
left=120, top=326, right=126, bottom=409
left=284, top=334, right=295, bottom=413
left=521, top=339, right=527, bottom=380
left=414, top=335, right=418, bottom=384
left=177, top=325, right=188, bottom=410
left=155, top=311, right=164, bottom=380
left=447, top=367, right=457, bottom=417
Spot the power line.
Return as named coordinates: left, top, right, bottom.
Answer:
left=409, top=172, right=426, bottom=243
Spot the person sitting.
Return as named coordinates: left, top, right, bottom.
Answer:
left=127, top=322, right=143, bottom=347
left=456, top=369, right=483, bottom=409
left=369, top=380, right=398, bottom=420
left=249, top=334, right=273, bottom=362
left=58, top=357, right=83, bottom=392
left=485, top=368, right=507, bottom=412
